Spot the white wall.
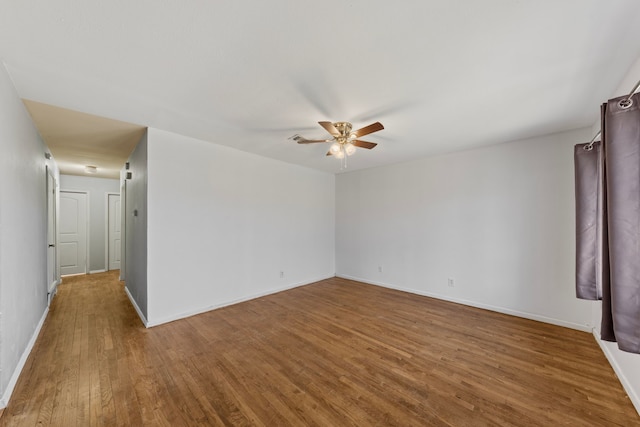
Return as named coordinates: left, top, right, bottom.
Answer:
left=145, top=128, right=335, bottom=326
left=336, top=127, right=593, bottom=331
left=591, top=56, right=640, bottom=414
left=0, top=62, right=56, bottom=408
left=59, top=174, right=120, bottom=272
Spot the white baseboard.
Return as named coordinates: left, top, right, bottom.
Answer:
left=147, top=275, right=334, bottom=328
left=47, top=280, right=59, bottom=306
left=47, top=279, right=59, bottom=294
left=592, top=331, right=640, bottom=416
left=336, top=274, right=591, bottom=332
left=124, top=286, right=148, bottom=327
left=0, top=307, right=49, bottom=409
left=89, top=269, right=107, bottom=274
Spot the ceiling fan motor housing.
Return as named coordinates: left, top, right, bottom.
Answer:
left=333, top=122, right=355, bottom=144
left=333, top=122, right=352, bottom=136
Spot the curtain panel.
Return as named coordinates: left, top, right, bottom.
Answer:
left=575, top=93, right=640, bottom=354
left=574, top=140, right=604, bottom=301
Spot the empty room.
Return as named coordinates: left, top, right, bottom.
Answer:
left=1, top=1, right=640, bottom=425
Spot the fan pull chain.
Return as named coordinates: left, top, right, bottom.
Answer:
left=342, top=146, right=348, bottom=170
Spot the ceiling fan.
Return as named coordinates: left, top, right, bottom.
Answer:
left=290, top=121, right=384, bottom=160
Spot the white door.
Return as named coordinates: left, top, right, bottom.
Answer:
left=108, top=193, right=121, bottom=270
left=59, top=191, right=88, bottom=276
left=46, top=168, right=58, bottom=294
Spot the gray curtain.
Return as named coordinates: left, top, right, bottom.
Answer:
left=574, top=140, right=604, bottom=301
left=575, top=93, right=640, bottom=353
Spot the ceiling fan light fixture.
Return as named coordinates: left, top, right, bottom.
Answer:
left=334, top=148, right=346, bottom=159
left=329, top=142, right=341, bottom=155
left=345, top=143, right=356, bottom=156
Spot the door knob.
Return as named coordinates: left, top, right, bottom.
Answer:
left=48, top=244, right=55, bottom=248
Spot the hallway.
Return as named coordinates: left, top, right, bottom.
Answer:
left=0, top=272, right=143, bottom=425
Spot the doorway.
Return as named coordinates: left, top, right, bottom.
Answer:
left=59, top=190, right=88, bottom=276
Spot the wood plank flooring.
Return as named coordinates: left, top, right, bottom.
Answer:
left=1, top=271, right=638, bottom=426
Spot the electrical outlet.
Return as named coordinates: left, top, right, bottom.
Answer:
left=447, top=278, right=455, bottom=287
left=280, top=271, right=284, bottom=278
left=378, top=266, right=383, bottom=273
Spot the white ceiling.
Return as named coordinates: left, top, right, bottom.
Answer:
left=2, top=1, right=640, bottom=176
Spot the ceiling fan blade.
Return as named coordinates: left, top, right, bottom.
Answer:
left=353, top=140, right=377, bottom=149
left=353, top=122, right=384, bottom=138
left=318, top=121, right=340, bottom=137
left=290, top=134, right=331, bottom=144
left=326, top=151, right=333, bottom=156
left=297, top=139, right=331, bottom=144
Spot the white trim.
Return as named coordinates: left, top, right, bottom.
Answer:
left=104, top=192, right=109, bottom=271
left=119, top=179, right=126, bottom=281
left=86, top=191, right=90, bottom=274
left=46, top=166, right=58, bottom=295
left=146, top=275, right=334, bottom=328
left=56, top=177, right=61, bottom=287
left=336, top=274, right=592, bottom=332
left=89, top=269, right=107, bottom=274
left=0, top=307, right=49, bottom=409
left=105, top=192, right=120, bottom=271
left=48, top=279, right=59, bottom=294
left=125, top=286, right=148, bottom=327
left=592, top=330, right=640, bottom=416
left=47, top=279, right=59, bottom=306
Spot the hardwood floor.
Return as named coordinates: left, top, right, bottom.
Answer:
left=1, top=272, right=638, bottom=426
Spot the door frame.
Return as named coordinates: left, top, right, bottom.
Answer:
left=105, top=191, right=120, bottom=271
left=120, top=179, right=126, bottom=281
left=46, top=166, right=59, bottom=305
left=59, top=189, right=90, bottom=276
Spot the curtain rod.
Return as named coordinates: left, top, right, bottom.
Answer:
left=584, top=78, right=640, bottom=151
